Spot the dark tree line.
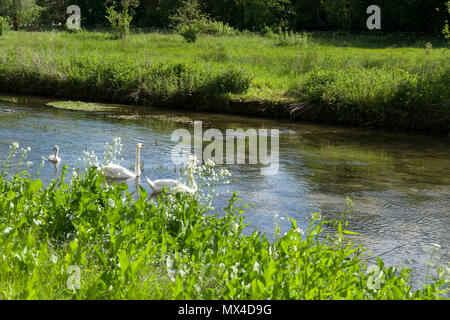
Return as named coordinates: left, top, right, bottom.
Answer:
left=1, top=0, right=449, bottom=34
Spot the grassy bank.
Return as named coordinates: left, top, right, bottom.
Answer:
left=0, top=30, right=448, bottom=132
left=0, top=163, right=448, bottom=299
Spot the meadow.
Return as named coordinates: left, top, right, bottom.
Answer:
left=0, top=30, right=448, bottom=132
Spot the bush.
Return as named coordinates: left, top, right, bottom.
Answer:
left=0, top=157, right=447, bottom=299
left=443, top=2, right=450, bottom=39
left=178, top=23, right=200, bottom=43
left=105, top=0, right=139, bottom=39
left=208, top=66, right=253, bottom=94
left=261, top=26, right=277, bottom=38
left=293, top=67, right=450, bottom=130
left=201, top=20, right=239, bottom=36
left=170, top=0, right=206, bottom=43
left=170, top=0, right=238, bottom=42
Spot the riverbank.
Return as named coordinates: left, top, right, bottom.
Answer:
left=0, top=31, right=448, bottom=132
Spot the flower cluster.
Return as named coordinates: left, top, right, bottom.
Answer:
left=78, top=137, right=124, bottom=169
left=180, top=155, right=232, bottom=209
left=1, top=142, right=33, bottom=176
left=78, top=150, right=99, bottom=169
left=103, top=137, right=124, bottom=165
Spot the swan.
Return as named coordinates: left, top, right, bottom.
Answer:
left=48, top=145, right=61, bottom=163
left=102, top=143, right=144, bottom=179
left=145, top=165, right=197, bottom=196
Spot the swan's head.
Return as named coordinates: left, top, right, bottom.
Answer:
left=53, top=145, right=60, bottom=152
left=137, top=143, right=145, bottom=150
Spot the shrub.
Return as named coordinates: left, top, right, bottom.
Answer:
left=0, top=155, right=447, bottom=299
left=293, top=67, right=450, bottom=130
left=105, top=0, right=139, bottom=39
left=208, top=66, right=253, bottom=94
left=201, top=20, right=239, bottom=36
left=170, top=0, right=237, bottom=42
left=261, top=26, right=277, bottom=38
left=169, top=0, right=206, bottom=43
left=442, top=2, right=450, bottom=39
left=178, top=23, right=200, bottom=43
left=276, top=30, right=309, bottom=47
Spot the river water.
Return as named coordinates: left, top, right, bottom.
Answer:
left=1, top=95, right=449, bottom=287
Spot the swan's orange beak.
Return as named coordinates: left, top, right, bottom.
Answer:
left=141, top=144, right=145, bottom=149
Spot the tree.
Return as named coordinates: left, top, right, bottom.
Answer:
left=268, top=0, right=296, bottom=32
left=170, top=0, right=207, bottom=42
left=443, top=1, right=450, bottom=39
left=105, top=0, right=139, bottom=38
left=0, top=0, right=42, bottom=30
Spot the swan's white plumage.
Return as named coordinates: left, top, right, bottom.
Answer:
left=145, top=167, right=197, bottom=195
left=102, top=163, right=137, bottom=179
left=101, top=143, right=144, bottom=179
left=145, top=177, right=197, bottom=195
left=48, top=145, right=61, bottom=163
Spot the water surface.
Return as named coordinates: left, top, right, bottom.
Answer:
left=1, top=95, right=449, bottom=287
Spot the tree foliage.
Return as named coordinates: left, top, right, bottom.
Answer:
left=0, top=0, right=42, bottom=30
left=443, top=1, right=450, bottom=39
left=105, top=0, right=139, bottom=38
left=169, top=0, right=206, bottom=42
left=1, top=0, right=449, bottom=34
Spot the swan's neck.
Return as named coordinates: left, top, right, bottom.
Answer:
left=54, top=148, right=59, bottom=158
left=135, top=147, right=141, bottom=177
left=188, top=168, right=197, bottom=191
left=146, top=177, right=156, bottom=192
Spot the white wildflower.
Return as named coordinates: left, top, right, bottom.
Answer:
left=108, top=198, right=116, bottom=208
left=430, top=243, right=441, bottom=249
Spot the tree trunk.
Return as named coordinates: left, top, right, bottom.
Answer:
left=13, top=11, right=19, bottom=31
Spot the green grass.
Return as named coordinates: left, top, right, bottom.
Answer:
left=0, top=30, right=448, bottom=131
left=0, top=165, right=448, bottom=299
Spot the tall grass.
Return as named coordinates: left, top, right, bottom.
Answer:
left=292, top=67, right=449, bottom=130
left=0, top=144, right=448, bottom=299
left=0, top=30, right=448, bottom=131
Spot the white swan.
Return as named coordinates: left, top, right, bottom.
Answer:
left=102, top=143, right=144, bottom=179
left=145, top=166, right=197, bottom=196
left=48, top=145, right=61, bottom=163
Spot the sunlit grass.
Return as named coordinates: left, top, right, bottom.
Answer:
left=0, top=30, right=448, bottom=131
left=0, top=162, right=448, bottom=299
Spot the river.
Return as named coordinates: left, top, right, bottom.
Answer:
left=1, top=94, right=449, bottom=287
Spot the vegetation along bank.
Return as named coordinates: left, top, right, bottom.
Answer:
left=0, top=30, right=448, bottom=132
left=0, top=164, right=448, bottom=299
